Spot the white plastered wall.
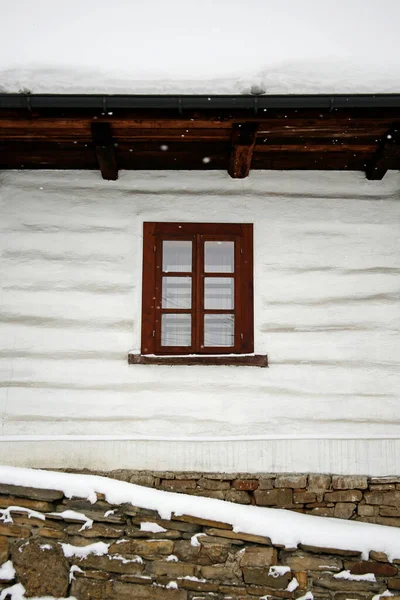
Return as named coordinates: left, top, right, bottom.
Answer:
left=0, top=169, right=399, bottom=474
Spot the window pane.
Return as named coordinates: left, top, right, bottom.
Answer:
left=161, top=314, right=191, bottom=346
left=205, top=241, right=234, bottom=273
left=204, top=277, right=234, bottom=309
left=162, top=277, right=191, bottom=309
left=204, top=314, right=234, bottom=347
left=163, top=241, right=192, bottom=272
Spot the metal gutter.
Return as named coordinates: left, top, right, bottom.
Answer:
left=1, top=93, right=400, bottom=111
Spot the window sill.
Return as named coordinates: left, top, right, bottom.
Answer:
left=128, top=354, right=268, bottom=367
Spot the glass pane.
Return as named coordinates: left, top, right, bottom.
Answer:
left=204, top=277, right=234, bottom=309
left=162, top=277, right=191, bottom=309
left=163, top=241, right=192, bottom=272
left=161, top=314, right=191, bottom=347
left=204, top=314, right=234, bottom=347
left=205, top=241, right=234, bottom=273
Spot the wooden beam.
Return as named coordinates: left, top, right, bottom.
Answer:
left=91, top=122, right=118, bottom=180
left=366, top=124, right=400, bottom=180
left=128, top=353, right=268, bottom=367
left=0, top=142, right=371, bottom=171
left=228, top=122, right=258, bottom=178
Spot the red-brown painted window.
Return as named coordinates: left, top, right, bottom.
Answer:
left=141, top=223, right=253, bottom=355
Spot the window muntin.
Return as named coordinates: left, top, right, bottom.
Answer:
left=141, top=223, right=253, bottom=355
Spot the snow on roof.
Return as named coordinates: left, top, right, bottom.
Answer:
left=1, top=465, right=400, bottom=561
left=0, top=1, right=399, bottom=95
left=1, top=60, right=400, bottom=95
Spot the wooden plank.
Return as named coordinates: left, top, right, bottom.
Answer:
left=91, top=122, right=118, bottom=180
left=0, top=142, right=97, bottom=169
left=0, top=128, right=385, bottom=144
left=228, top=122, right=259, bottom=178
left=252, top=151, right=371, bottom=171
left=117, top=141, right=229, bottom=153
left=366, top=125, right=400, bottom=180
left=151, top=223, right=244, bottom=235
left=1, top=113, right=396, bottom=143
left=0, top=127, right=231, bottom=142
left=114, top=128, right=230, bottom=141
left=0, top=117, right=233, bottom=132
left=255, top=143, right=376, bottom=153
left=128, top=353, right=268, bottom=367
left=240, top=224, right=254, bottom=353
left=256, top=135, right=380, bottom=145
left=141, top=223, right=157, bottom=355
left=257, top=127, right=388, bottom=139
left=118, top=152, right=227, bottom=170
left=0, top=145, right=372, bottom=171
left=0, top=146, right=228, bottom=170
left=1, top=106, right=399, bottom=125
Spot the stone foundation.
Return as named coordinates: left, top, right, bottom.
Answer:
left=0, top=476, right=399, bottom=599
left=72, top=470, right=400, bottom=527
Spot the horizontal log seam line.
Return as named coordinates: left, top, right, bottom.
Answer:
left=0, top=434, right=399, bottom=442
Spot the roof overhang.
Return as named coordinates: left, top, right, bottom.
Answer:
left=1, top=93, right=399, bottom=180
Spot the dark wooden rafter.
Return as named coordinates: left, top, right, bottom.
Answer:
left=228, top=122, right=259, bottom=178
left=90, top=122, right=118, bottom=180
left=366, top=123, right=400, bottom=180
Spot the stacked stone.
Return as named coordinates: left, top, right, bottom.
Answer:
left=91, top=471, right=400, bottom=527
left=0, top=481, right=399, bottom=599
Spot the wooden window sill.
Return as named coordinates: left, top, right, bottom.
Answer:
left=128, top=354, right=268, bottom=367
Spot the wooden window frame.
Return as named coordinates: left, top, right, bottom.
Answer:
left=141, top=222, right=254, bottom=356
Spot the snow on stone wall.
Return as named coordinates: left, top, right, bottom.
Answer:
left=0, top=170, right=399, bottom=474
left=1, top=466, right=400, bottom=600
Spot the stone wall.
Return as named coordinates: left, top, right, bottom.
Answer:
left=0, top=480, right=399, bottom=599
left=82, top=470, right=400, bottom=527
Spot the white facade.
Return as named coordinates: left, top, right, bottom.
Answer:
left=0, top=169, right=399, bottom=474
